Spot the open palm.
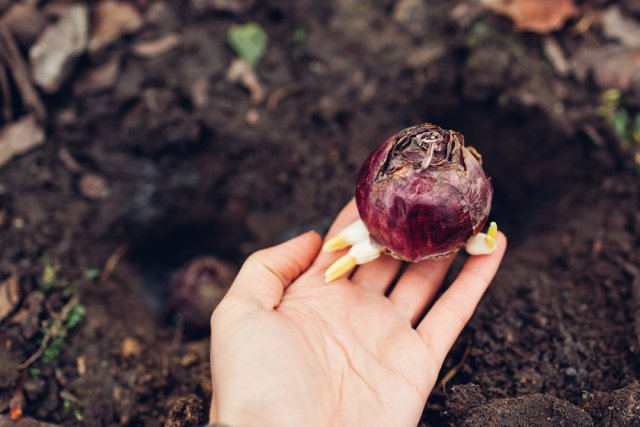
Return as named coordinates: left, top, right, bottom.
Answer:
left=210, top=200, right=506, bottom=427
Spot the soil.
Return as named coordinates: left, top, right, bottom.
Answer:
left=0, top=0, right=639, bottom=426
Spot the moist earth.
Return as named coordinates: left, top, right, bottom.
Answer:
left=0, top=0, right=639, bottom=425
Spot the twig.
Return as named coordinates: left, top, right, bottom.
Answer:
left=18, top=296, right=79, bottom=369
left=570, top=8, right=597, bottom=36
left=0, top=62, right=12, bottom=121
left=0, top=24, right=45, bottom=121
left=438, top=343, right=472, bottom=390
left=266, top=82, right=304, bottom=111
left=100, top=244, right=128, bottom=283
left=171, top=314, right=184, bottom=349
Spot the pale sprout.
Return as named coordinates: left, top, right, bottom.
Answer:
left=323, top=220, right=498, bottom=283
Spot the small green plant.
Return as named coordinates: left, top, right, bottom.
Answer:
left=41, top=257, right=99, bottom=296
left=598, top=89, right=640, bottom=145
left=581, top=390, right=593, bottom=400
left=40, top=300, right=86, bottom=364
left=63, top=397, right=84, bottom=422
left=20, top=258, right=94, bottom=369
left=82, top=268, right=100, bottom=280
left=293, top=27, right=307, bottom=44
left=227, top=23, right=268, bottom=68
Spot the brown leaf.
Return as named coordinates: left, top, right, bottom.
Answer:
left=572, top=45, right=640, bottom=91
left=89, top=0, right=143, bottom=54
left=601, top=5, right=640, bottom=48
left=0, top=274, right=18, bottom=322
left=0, top=115, right=45, bottom=168
left=484, top=0, right=580, bottom=33
left=10, top=292, right=44, bottom=339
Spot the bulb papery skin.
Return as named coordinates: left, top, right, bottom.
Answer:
left=355, top=123, right=493, bottom=262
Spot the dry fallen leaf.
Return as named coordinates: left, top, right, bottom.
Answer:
left=0, top=275, right=19, bottom=322
left=73, top=56, right=121, bottom=96
left=0, top=115, right=45, bottom=168
left=89, top=0, right=143, bottom=54
left=601, top=5, right=640, bottom=48
left=29, top=4, right=89, bottom=93
left=483, top=0, right=580, bottom=33
left=572, top=45, right=640, bottom=91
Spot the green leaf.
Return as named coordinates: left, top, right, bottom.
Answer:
left=43, top=335, right=66, bottom=364
left=601, top=89, right=621, bottom=111
left=293, top=27, right=307, bottom=44
left=65, top=303, right=86, bottom=329
left=611, top=109, right=631, bottom=141
left=28, top=367, right=41, bottom=378
left=632, top=114, right=640, bottom=144
left=83, top=269, right=100, bottom=280
left=228, top=23, right=268, bottom=68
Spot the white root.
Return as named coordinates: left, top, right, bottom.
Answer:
left=465, top=221, right=498, bottom=255
left=323, top=219, right=499, bottom=283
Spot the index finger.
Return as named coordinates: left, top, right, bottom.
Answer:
left=308, top=198, right=360, bottom=273
left=417, top=232, right=507, bottom=364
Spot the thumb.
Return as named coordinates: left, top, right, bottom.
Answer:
left=226, top=231, right=322, bottom=308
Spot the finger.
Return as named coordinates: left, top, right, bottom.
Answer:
left=309, top=199, right=360, bottom=274
left=351, top=254, right=402, bottom=294
left=388, top=254, right=456, bottom=325
left=226, top=231, right=322, bottom=308
left=417, top=232, right=507, bottom=364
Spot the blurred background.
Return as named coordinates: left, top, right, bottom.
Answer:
left=0, top=0, right=639, bottom=425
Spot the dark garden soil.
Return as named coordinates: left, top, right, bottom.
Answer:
left=0, top=0, right=639, bottom=425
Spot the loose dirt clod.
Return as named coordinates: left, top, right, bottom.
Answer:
left=165, top=395, right=207, bottom=427
left=78, top=174, right=109, bottom=200
left=457, top=393, right=594, bottom=426
left=584, top=382, right=640, bottom=425
left=0, top=0, right=638, bottom=425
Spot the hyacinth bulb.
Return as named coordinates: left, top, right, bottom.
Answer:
left=169, top=256, right=237, bottom=328
left=355, top=123, right=493, bottom=262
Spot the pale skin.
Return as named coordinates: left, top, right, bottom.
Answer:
left=209, top=200, right=507, bottom=426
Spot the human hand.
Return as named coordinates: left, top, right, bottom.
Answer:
left=209, top=200, right=506, bottom=427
